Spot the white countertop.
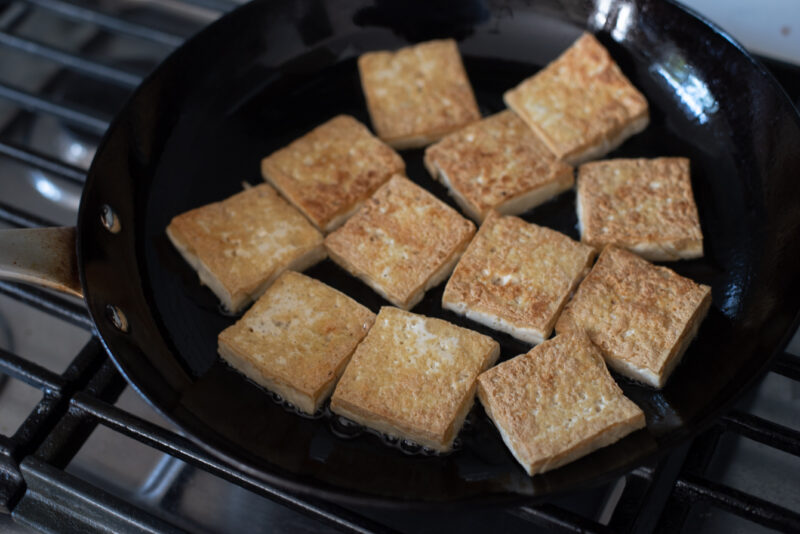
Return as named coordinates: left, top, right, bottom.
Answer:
left=679, top=0, right=800, bottom=64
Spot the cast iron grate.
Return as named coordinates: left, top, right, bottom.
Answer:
left=0, top=1, right=799, bottom=532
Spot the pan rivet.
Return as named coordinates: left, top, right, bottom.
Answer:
left=100, top=204, right=121, bottom=233
left=106, top=305, right=129, bottom=332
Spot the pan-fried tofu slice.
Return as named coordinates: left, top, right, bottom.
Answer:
left=504, top=33, right=649, bottom=164
left=331, top=307, right=500, bottom=451
left=424, top=110, right=574, bottom=222
left=218, top=271, right=375, bottom=415
left=261, top=115, right=404, bottom=232
left=555, top=246, right=711, bottom=388
left=477, top=331, right=645, bottom=476
left=577, top=158, right=703, bottom=261
left=166, top=184, right=325, bottom=313
left=358, top=39, right=481, bottom=149
left=443, top=212, right=596, bottom=344
left=325, top=175, right=475, bottom=309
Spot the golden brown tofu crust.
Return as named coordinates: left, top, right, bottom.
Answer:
left=218, top=271, right=375, bottom=414
left=477, top=332, right=645, bottom=475
left=443, top=211, right=596, bottom=343
left=555, top=246, right=711, bottom=387
left=578, top=158, right=703, bottom=260
left=331, top=307, right=499, bottom=450
left=358, top=39, right=481, bottom=148
left=325, top=175, right=476, bottom=309
left=504, top=33, right=649, bottom=161
left=166, top=184, right=324, bottom=311
left=424, top=110, right=574, bottom=220
left=260, top=115, right=405, bottom=231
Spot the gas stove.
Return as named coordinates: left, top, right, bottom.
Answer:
left=0, top=1, right=799, bottom=533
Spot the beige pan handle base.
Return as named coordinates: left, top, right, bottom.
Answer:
left=0, top=227, right=82, bottom=299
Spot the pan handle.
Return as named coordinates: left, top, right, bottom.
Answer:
left=0, top=227, right=82, bottom=298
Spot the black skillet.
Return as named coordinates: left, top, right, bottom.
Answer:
left=13, top=0, right=800, bottom=505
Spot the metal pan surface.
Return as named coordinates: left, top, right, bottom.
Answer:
left=76, top=0, right=800, bottom=504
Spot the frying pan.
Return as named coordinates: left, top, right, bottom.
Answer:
left=1, top=0, right=800, bottom=505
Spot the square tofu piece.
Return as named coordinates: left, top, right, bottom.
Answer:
left=358, top=39, right=481, bottom=149
left=477, top=332, right=645, bottom=476
left=504, top=33, right=649, bottom=164
left=331, top=307, right=500, bottom=451
left=555, top=246, right=711, bottom=388
left=166, top=184, right=325, bottom=313
left=218, top=271, right=375, bottom=415
left=577, top=158, right=703, bottom=261
left=424, top=110, right=575, bottom=222
left=443, top=212, right=596, bottom=344
left=325, top=175, right=476, bottom=309
left=261, top=115, right=405, bottom=232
